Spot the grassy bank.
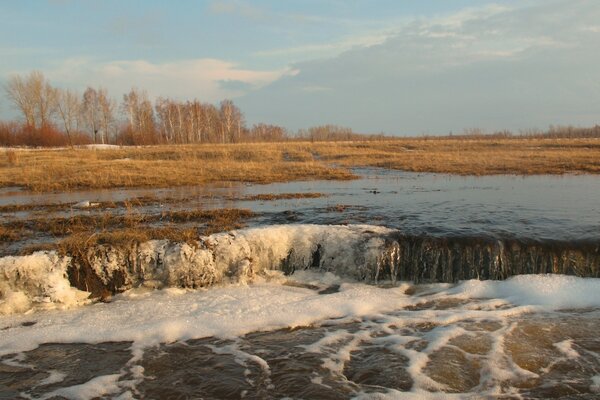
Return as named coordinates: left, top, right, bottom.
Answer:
left=2, top=138, right=600, bottom=191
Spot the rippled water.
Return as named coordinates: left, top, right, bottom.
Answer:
left=1, top=170, right=600, bottom=399
left=2, top=279, right=599, bottom=399
left=2, top=169, right=600, bottom=240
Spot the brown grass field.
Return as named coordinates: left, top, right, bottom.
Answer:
left=2, top=137, right=600, bottom=191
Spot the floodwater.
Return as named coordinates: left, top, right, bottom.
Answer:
left=1, top=169, right=600, bottom=399
left=3, top=168, right=600, bottom=240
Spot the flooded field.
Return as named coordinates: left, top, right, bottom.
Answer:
left=1, top=169, right=599, bottom=399
left=2, top=168, right=600, bottom=249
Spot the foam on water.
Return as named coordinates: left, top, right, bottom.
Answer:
left=449, top=274, right=600, bottom=309
left=1, top=224, right=600, bottom=398
left=1, top=272, right=599, bottom=399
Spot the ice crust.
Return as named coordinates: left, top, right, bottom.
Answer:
left=1, top=224, right=599, bottom=318
left=450, top=274, right=600, bottom=309
left=0, top=252, right=90, bottom=315
left=1, top=224, right=394, bottom=314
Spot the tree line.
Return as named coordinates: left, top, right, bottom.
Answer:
left=1, top=70, right=373, bottom=147
left=4, top=70, right=597, bottom=147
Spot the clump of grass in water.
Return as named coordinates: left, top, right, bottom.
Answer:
left=10, top=208, right=255, bottom=255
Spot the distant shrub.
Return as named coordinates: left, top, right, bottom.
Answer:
left=0, top=122, right=92, bottom=147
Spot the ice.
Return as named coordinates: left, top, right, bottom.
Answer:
left=72, top=200, right=99, bottom=208
left=1, top=224, right=396, bottom=313
left=83, top=144, right=121, bottom=150
left=1, top=223, right=600, bottom=397
left=0, top=252, right=90, bottom=315
left=2, top=225, right=599, bottom=316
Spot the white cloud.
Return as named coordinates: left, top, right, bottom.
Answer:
left=41, top=58, right=292, bottom=102
left=254, top=29, right=394, bottom=59
left=239, top=0, right=600, bottom=134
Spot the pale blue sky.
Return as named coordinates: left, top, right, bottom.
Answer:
left=1, top=0, right=599, bottom=134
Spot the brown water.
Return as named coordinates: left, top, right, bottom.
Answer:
left=1, top=291, right=598, bottom=399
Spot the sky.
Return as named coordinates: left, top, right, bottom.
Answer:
left=1, top=0, right=599, bottom=135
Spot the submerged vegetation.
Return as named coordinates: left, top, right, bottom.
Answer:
left=2, top=205, right=255, bottom=257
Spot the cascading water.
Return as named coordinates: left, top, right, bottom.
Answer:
left=1, top=224, right=598, bottom=313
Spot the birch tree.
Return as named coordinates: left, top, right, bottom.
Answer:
left=82, top=87, right=101, bottom=143
left=56, top=88, right=80, bottom=146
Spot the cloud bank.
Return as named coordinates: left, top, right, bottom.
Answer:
left=238, top=1, right=600, bottom=134
left=39, top=58, right=292, bottom=103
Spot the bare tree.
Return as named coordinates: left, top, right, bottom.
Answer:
left=98, top=89, right=115, bottom=144
left=219, top=99, right=243, bottom=143
left=122, top=88, right=155, bottom=143
left=4, top=71, right=57, bottom=129
left=82, top=87, right=102, bottom=143
left=56, top=88, right=81, bottom=146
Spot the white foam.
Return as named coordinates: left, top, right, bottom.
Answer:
left=38, top=374, right=122, bottom=400
left=448, top=274, right=600, bottom=310
left=1, top=272, right=599, bottom=398
left=36, top=370, right=67, bottom=387
left=0, top=277, right=412, bottom=357
left=592, top=375, right=600, bottom=392
left=353, top=390, right=471, bottom=399
left=553, top=339, right=580, bottom=359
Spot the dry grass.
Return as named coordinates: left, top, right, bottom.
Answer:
left=309, top=138, right=600, bottom=175
left=5, top=150, right=18, bottom=166
left=0, top=144, right=354, bottom=192
left=0, top=225, right=19, bottom=241
left=3, top=208, right=254, bottom=240
left=7, top=207, right=255, bottom=256
left=1, top=138, right=600, bottom=192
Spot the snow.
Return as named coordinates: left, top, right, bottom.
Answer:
left=83, top=144, right=121, bottom=150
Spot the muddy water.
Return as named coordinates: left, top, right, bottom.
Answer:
left=2, top=290, right=598, bottom=399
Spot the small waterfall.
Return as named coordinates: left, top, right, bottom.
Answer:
left=1, top=225, right=598, bottom=313
left=376, top=234, right=599, bottom=283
